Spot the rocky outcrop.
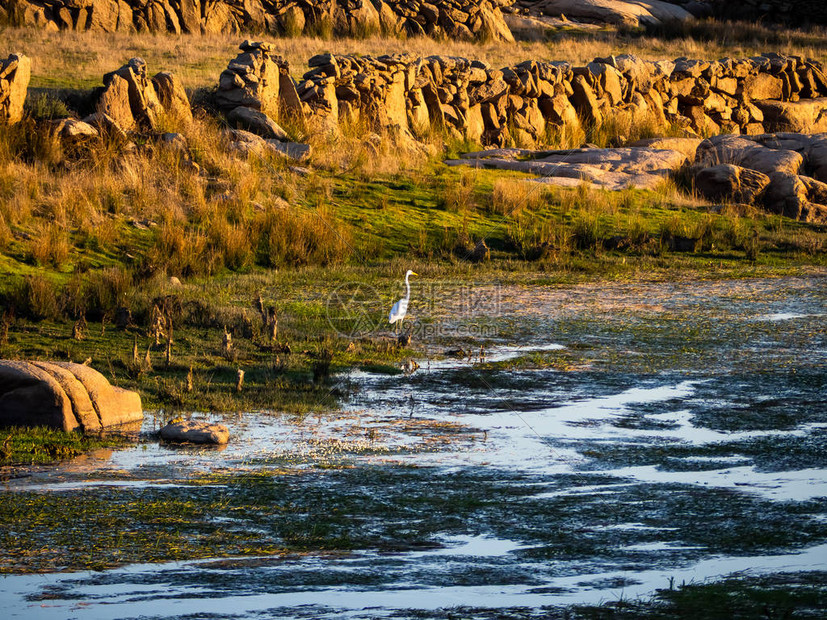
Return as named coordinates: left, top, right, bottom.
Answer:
left=510, top=0, right=827, bottom=27
left=0, top=53, right=31, bottom=125
left=448, top=132, right=827, bottom=223
left=447, top=145, right=690, bottom=190
left=694, top=164, right=770, bottom=203
left=4, top=0, right=516, bottom=41
left=96, top=58, right=190, bottom=131
left=259, top=50, right=827, bottom=149
left=0, top=360, right=143, bottom=432
left=160, top=420, right=229, bottom=444
left=693, top=132, right=827, bottom=222
left=9, top=43, right=827, bottom=156
left=512, top=0, right=692, bottom=28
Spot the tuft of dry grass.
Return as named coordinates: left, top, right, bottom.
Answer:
left=28, top=221, right=71, bottom=268
left=491, top=177, right=554, bottom=216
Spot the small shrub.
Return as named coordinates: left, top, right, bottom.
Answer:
left=572, top=211, right=604, bottom=251
left=15, top=275, right=63, bottom=320
left=491, top=178, right=550, bottom=216
left=207, top=217, right=253, bottom=272
left=506, top=214, right=570, bottom=259
left=81, top=267, right=134, bottom=319
left=28, top=221, right=71, bottom=268
left=439, top=170, right=478, bottom=213
left=150, top=222, right=210, bottom=277
left=24, top=93, right=71, bottom=121
left=255, top=203, right=352, bottom=267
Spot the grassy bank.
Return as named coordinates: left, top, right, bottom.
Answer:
left=1, top=109, right=826, bottom=417
left=0, top=426, right=131, bottom=467
left=0, top=23, right=825, bottom=440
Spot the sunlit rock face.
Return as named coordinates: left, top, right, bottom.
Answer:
left=2, top=0, right=516, bottom=42
left=0, top=53, right=31, bottom=125
left=0, top=360, right=143, bottom=432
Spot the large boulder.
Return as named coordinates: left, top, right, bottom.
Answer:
left=571, top=74, right=603, bottom=126
left=224, top=128, right=310, bottom=161
left=152, top=71, right=193, bottom=125
left=0, top=360, right=143, bottom=432
left=696, top=134, right=804, bottom=176
left=0, top=53, right=32, bottom=125
left=96, top=73, right=136, bottom=131
left=178, top=0, right=201, bottom=33
left=160, top=420, right=229, bottom=444
left=227, top=106, right=289, bottom=140
left=754, top=98, right=827, bottom=133
left=534, top=0, right=692, bottom=27
left=808, top=135, right=827, bottom=182
left=50, top=118, right=100, bottom=141
left=631, top=137, right=703, bottom=161
left=764, top=172, right=827, bottom=223
left=694, top=164, right=770, bottom=203
left=89, top=0, right=120, bottom=32
left=478, top=3, right=515, bottom=43
left=102, top=57, right=165, bottom=130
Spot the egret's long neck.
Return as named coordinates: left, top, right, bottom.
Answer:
left=405, top=273, right=412, bottom=300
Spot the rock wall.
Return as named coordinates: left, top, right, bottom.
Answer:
left=97, top=57, right=192, bottom=131
left=219, top=44, right=827, bottom=148
left=2, top=0, right=515, bottom=41
left=0, top=53, right=31, bottom=124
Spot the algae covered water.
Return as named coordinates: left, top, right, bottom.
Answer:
left=1, top=276, right=826, bottom=618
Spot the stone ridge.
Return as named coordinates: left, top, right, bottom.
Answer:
left=217, top=43, right=827, bottom=149
left=2, top=0, right=515, bottom=41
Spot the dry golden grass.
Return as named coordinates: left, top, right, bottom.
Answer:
left=492, top=177, right=554, bottom=216
left=0, top=108, right=355, bottom=282
left=5, top=20, right=826, bottom=93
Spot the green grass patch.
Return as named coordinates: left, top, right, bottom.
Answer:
left=0, top=426, right=130, bottom=466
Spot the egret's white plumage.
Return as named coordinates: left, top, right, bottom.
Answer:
left=389, top=270, right=417, bottom=327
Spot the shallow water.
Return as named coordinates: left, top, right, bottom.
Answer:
left=1, top=276, right=826, bottom=618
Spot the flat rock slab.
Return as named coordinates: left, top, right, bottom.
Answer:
left=225, top=128, right=312, bottom=162
left=447, top=146, right=688, bottom=190
left=227, top=106, right=289, bottom=141
left=535, top=0, right=692, bottom=27
left=160, top=420, right=230, bottom=445
left=0, top=360, right=143, bottom=432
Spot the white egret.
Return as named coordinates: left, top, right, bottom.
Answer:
left=389, top=270, right=418, bottom=331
